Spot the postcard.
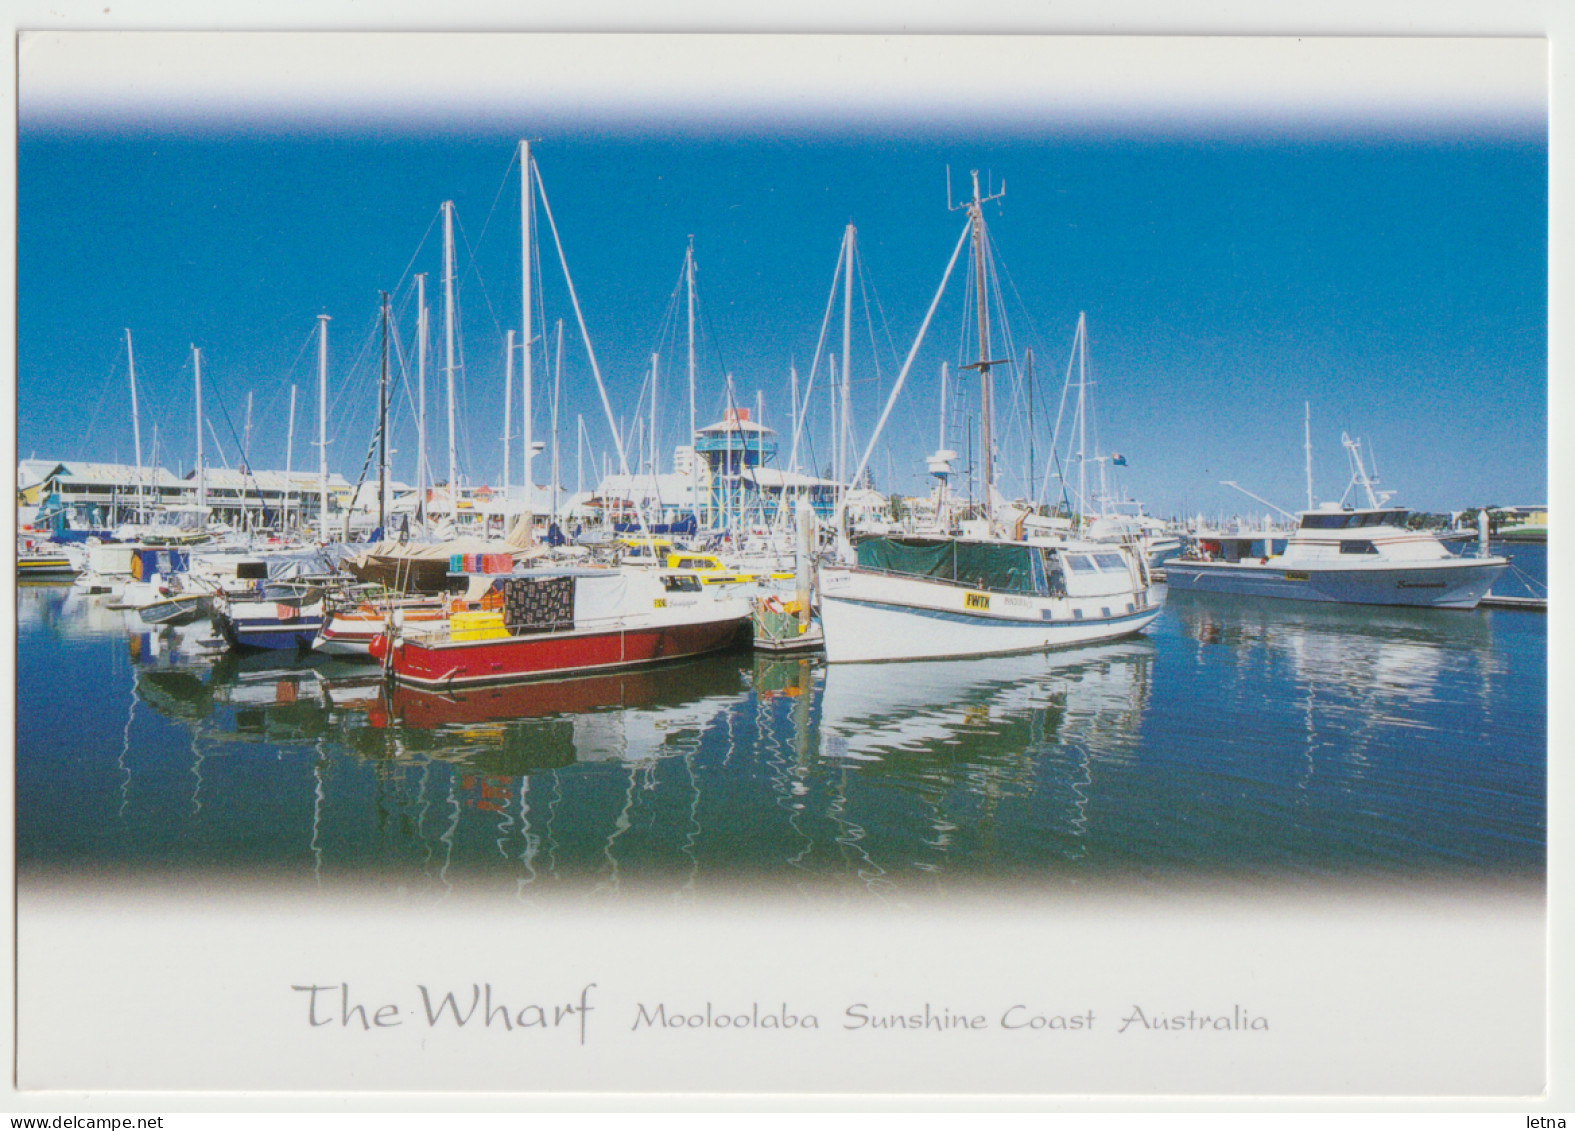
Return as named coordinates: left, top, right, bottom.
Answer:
left=7, top=27, right=1558, bottom=1108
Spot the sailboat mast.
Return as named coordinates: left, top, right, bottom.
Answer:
left=286, top=383, right=296, bottom=530
left=552, top=319, right=563, bottom=523
left=789, top=364, right=799, bottom=474
left=829, top=354, right=839, bottom=485
left=317, top=315, right=329, bottom=542
left=416, top=274, right=428, bottom=532
left=193, top=345, right=205, bottom=515
left=504, top=330, right=515, bottom=494
left=1026, top=348, right=1034, bottom=507
left=520, top=140, right=535, bottom=525
left=650, top=353, right=659, bottom=475
left=1077, top=312, right=1088, bottom=535
left=125, top=330, right=143, bottom=522
left=969, top=172, right=995, bottom=511
left=379, top=291, right=390, bottom=535
left=686, top=239, right=696, bottom=449
left=443, top=200, right=459, bottom=512
left=841, top=224, right=854, bottom=488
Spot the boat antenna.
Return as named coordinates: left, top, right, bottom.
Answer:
left=1303, top=400, right=1313, bottom=511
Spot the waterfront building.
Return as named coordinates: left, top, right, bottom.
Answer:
left=16, top=459, right=352, bottom=535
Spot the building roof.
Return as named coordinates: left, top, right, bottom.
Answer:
left=592, top=472, right=700, bottom=504
left=741, top=467, right=839, bottom=489
left=190, top=467, right=353, bottom=492
left=698, top=407, right=775, bottom=435
left=17, top=460, right=63, bottom=491
left=48, top=461, right=189, bottom=490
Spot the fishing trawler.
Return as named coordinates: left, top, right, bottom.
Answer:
left=373, top=566, right=749, bottom=689
left=818, top=171, right=1161, bottom=663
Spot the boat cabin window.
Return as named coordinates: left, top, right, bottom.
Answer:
left=673, top=557, right=713, bottom=570
left=1064, top=554, right=1097, bottom=573
left=661, top=574, right=703, bottom=592
left=1339, top=540, right=1380, bottom=555
left=1092, top=552, right=1127, bottom=572
left=1301, top=510, right=1408, bottom=530
left=1301, top=513, right=1356, bottom=529
left=1359, top=510, right=1407, bottom=527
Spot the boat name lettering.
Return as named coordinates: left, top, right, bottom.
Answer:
left=964, top=592, right=991, bottom=611
left=1283, top=571, right=1310, bottom=582
left=653, top=598, right=667, bottom=608
left=1003, top=595, right=1030, bottom=608
left=290, top=982, right=597, bottom=1044
left=632, top=1002, right=819, bottom=1031
left=1396, top=581, right=1447, bottom=589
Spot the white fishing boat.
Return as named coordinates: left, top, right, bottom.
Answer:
left=1164, top=504, right=1506, bottom=608
left=1165, top=430, right=1507, bottom=609
left=821, top=537, right=1160, bottom=663
left=818, top=171, right=1162, bottom=664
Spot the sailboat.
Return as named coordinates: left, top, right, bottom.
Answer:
left=818, top=171, right=1163, bottom=664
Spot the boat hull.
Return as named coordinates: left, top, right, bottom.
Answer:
left=819, top=568, right=1163, bottom=664
left=389, top=616, right=749, bottom=689
left=1162, top=558, right=1506, bottom=609
left=214, top=599, right=326, bottom=651
left=136, top=594, right=212, bottom=628
left=17, top=555, right=77, bottom=580
left=314, top=605, right=450, bottom=657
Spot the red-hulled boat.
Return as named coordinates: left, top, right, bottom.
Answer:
left=374, top=567, right=751, bottom=690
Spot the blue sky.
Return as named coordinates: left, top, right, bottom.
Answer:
left=16, top=34, right=1547, bottom=517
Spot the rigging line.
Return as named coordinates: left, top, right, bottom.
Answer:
left=269, top=322, right=323, bottom=419
left=388, top=207, right=445, bottom=316
left=983, top=240, right=1030, bottom=498
left=860, top=244, right=903, bottom=372
left=645, top=257, right=687, bottom=362
left=453, top=208, right=507, bottom=347
left=328, top=306, right=385, bottom=428
left=1036, top=317, right=1081, bottom=507
left=696, top=278, right=731, bottom=389
left=856, top=255, right=883, bottom=437
left=787, top=232, right=846, bottom=472
left=455, top=146, right=520, bottom=339
left=845, top=217, right=972, bottom=506
left=76, top=336, right=128, bottom=464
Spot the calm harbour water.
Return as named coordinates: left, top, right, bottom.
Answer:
left=15, top=545, right=1546, bottom=900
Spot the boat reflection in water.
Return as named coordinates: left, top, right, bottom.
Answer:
left=1169, top=587, right=1501, bottom=712
left=106, top=624, right=1161, bottom=897
left=817, top=642, right=1153, bottom=763
left=22, top=575, right=1538, bottom=901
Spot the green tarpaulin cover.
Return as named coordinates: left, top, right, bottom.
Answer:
left=854, top=537, right=1042, bottom=594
